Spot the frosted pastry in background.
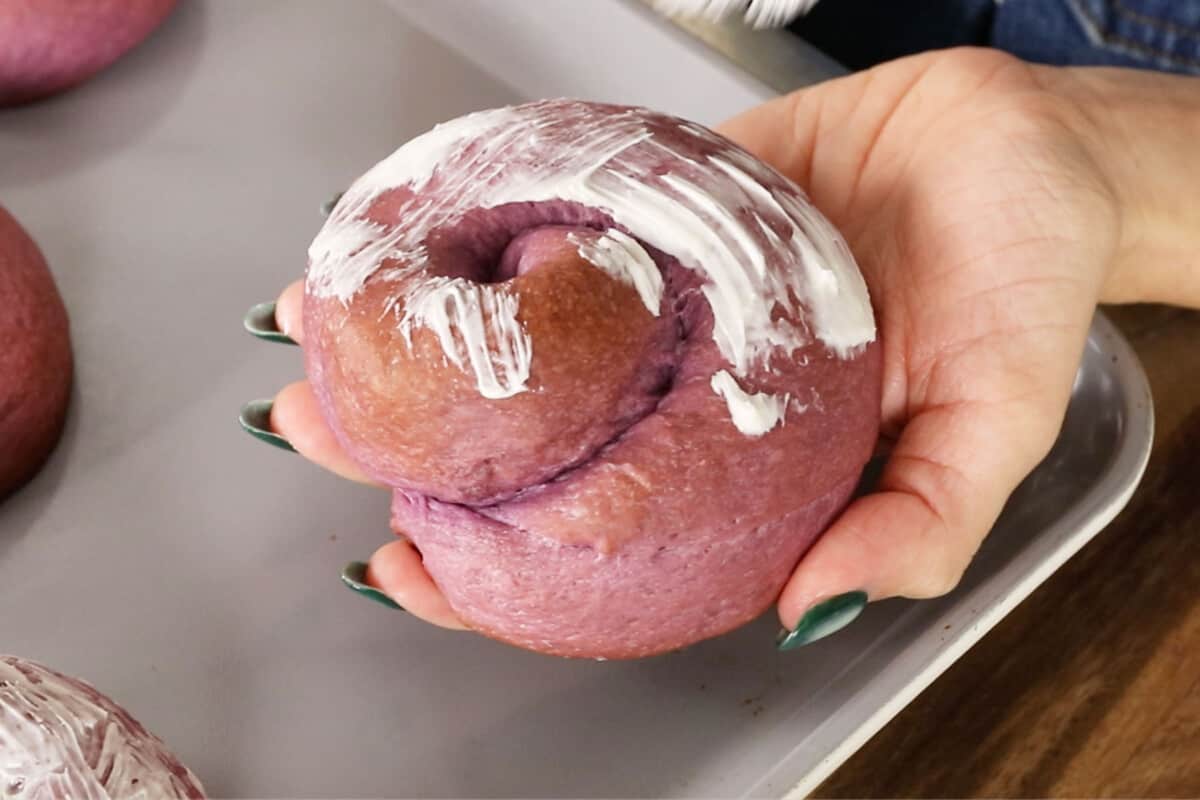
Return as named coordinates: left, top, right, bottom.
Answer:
left=0, top=0, right=176, bottom=107
left=651, top=0, right=819, bottom=29
left=0, top=655, right=205, bottom=798
left=303, top=100, right=882, bottom=658
left=0, top=205, right=72, bottom=500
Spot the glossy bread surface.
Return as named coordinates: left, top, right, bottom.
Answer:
left=0, top=205, right=71, bottom=499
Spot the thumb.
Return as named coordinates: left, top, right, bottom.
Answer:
left=775, top=397, right=1063, bottom=650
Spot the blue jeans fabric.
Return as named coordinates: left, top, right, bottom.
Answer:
left=789, top=0, right=1200, bottom=75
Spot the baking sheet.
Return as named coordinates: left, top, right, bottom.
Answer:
left=0, top=2, right=1153, bottom=797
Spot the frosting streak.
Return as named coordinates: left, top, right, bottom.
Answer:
left=567, top=229, right=663, bottom=317
left=710, top=369, right=789, bottom=436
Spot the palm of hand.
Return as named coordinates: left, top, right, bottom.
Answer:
left=268, top=49, right=1120, bottom=635
left=721, top=48, right=1118, bottom=616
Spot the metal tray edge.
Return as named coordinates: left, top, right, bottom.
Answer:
left=779, top=311, right=1155, bottom=798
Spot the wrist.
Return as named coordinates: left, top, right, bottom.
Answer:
left=1041, top=65, right=1200, bottom=307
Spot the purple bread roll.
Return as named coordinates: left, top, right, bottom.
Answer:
left=0, top=0, right=177, bottom=107
left=0, top=656, right=205, bottom=798
left=0, top=205, right=72, bottom=500
left=303, top=100, right=882, bottom=658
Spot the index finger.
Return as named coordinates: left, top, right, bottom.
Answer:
left=274, top=279, right=305, bottom=344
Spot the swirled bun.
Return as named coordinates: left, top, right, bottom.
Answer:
left=0, top=0, right=176, bottom=107
left=0, top=656, right=205, bottom=798
left=0, top=205, right=71, bottom=500
left=305, top=100, right=881, bottom=658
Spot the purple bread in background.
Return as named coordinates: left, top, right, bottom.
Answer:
left=0, top=205, right=71, bottom=500
left=0, top=655, right=205, bottom=798
left=303, top=100, right=882, bottom=658
left=0, top=0, right=176, bottom=107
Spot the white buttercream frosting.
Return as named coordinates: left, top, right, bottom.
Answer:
left=567, top=229, right=663, bottom=317
left=397, top=277, right=532, bottom=400
left=0, top=656, right=205, bottom=799
left=710, top=369, right=789, bottom=436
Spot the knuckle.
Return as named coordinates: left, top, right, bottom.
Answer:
left=908, top=523, right=974, bottom=599
left=919, top=558, right=967, bottom=598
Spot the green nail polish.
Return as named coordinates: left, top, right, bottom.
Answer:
left=776, top=591, right=868, bottom=651
left=238, top=399, right=296, bottom=452
left=320, top=191, right=345, bottom=217
left=341, top=561, right=404, bottom=610
left=243, top=301, right=298, bottom=345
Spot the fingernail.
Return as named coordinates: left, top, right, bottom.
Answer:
left=341, top=561, right=404, bottom=610
left=243, top=301, right=298, bottom=345
left=320, top=191, right=345, bottom=217
left=776, top=591, right=868, bottom=651
left=238, top=399, right=296, bottom=452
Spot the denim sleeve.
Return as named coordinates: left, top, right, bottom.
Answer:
left=994, top=0, right=1200, bottom=75
left=790, top=0, right=1200, bottom=76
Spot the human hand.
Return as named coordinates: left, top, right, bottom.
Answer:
left=243, top=47, right=1192, bottom=647
left=245, top=280, right=468, bottom=630
left=725, top=48, right=1199, bottom=647
left=720, top=47, right=1120, bottom=646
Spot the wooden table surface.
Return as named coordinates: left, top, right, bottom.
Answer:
left=818, top=304, right=1200, bottom=798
